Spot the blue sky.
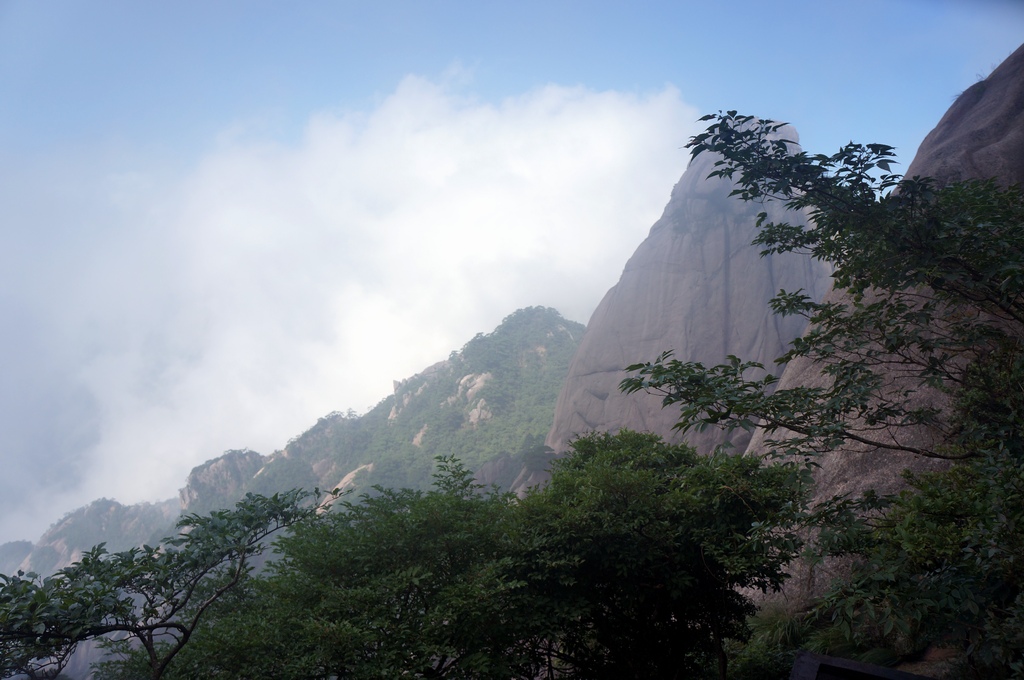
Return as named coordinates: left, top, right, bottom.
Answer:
left=5, top=1, right=1021, bottom=160
left=0, top=0, right=1021, bottom=544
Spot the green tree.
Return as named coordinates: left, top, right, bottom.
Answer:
left=515, top=430, right=805, bottom=680
left=170, top=457, right=540, bottom=680
left=621, top=112, right=1024, bottom=675
left=159, top=438, right=804, bottom=680
left=0, top=489, right=320, bottom=680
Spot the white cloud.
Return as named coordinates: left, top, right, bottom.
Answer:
left=0, top=76, right=698, bottom=543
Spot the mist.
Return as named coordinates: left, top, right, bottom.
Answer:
left=0, top=76, right=698, bottom=543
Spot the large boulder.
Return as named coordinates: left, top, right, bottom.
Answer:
left=545, top=135, right=833, bottom=454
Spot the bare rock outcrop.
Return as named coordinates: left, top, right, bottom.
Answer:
left=905, top=42, right=1024, bottom=187
left=546, top=137, right=833, bottom=453
left=179, top=448, right=265, bottom=514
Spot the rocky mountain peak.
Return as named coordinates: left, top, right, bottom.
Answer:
left=905, top=43, right=1024, bottom=187
left=546, top=136, right=833, bottom=454
left=179, top=448, right=265, bottom=514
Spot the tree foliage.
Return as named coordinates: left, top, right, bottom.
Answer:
left=623, top=112, right=1024, bottom=462
left=0, top=489, right=320, bottom=680
left=515, top=431, right=805, bottom=680
left=148, top=439, right=805, bottom=680
left=622, top=111, right=1024, bottom=675
left=161, top=457, right=538, bottom=680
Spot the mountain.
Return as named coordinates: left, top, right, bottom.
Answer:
left=905, top=41, right=1024, bottom=187
left=545, top=44, right=1024, bottom=505
left=179, top=306, right=584, bottom=515
left=545, top=132, right=833, bottom=455
left=734, top=44, right=1024, bottom=603
left=1, top=306, right=584, bottom=576
left=745, top=42, right=1024, bottom=500
left=10, top=498, right=178, bottom=576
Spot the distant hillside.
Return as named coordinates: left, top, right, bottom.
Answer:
left=10, top=498, right=179, bottom=575
left=183, top=306, right=585, bottom=512
left=2, top=307, right=584, bottom=575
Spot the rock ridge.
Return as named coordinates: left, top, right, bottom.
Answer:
left=546, top=133, right=833, bottom=454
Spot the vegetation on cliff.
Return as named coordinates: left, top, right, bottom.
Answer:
left=2, top=307, right=583, bottom=580
left=625, top=112, right=1024, bottom=676
left=188, top=306, right=585, bottom=511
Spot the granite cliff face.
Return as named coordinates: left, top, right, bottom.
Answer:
left=745, top=43, right=1024, bottom=503
left=905, top=42, right=1024, bottom=187
left=179, top=449, right=265, bottom=515
left=741, top=44, right=1024, bottom=603
left=546, top=139, right=833, bottom=454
